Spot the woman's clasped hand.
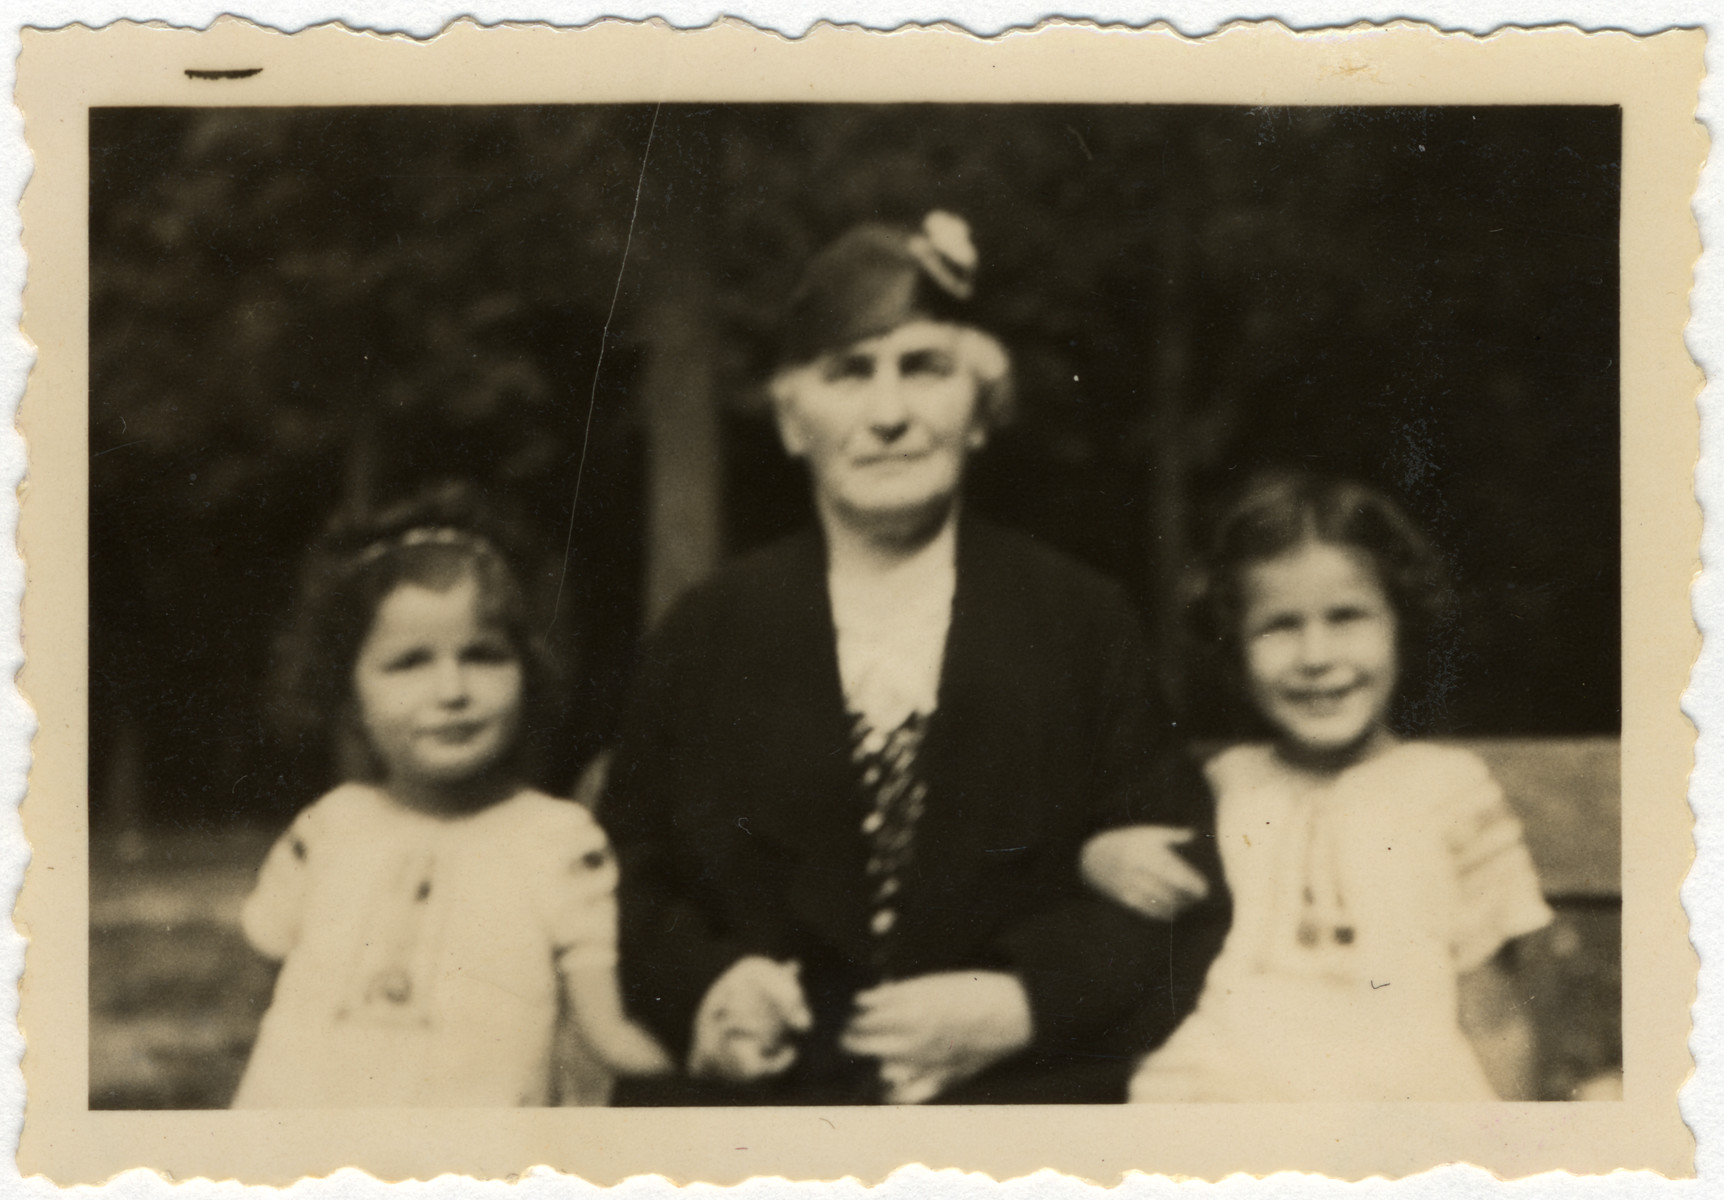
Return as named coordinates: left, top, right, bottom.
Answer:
left=687, top=958, right=1033, bottom=1105
left=841, top=972, right=1034, bottom=1104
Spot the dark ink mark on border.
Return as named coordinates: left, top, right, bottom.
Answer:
left=185, top=68, right=263, bottom=80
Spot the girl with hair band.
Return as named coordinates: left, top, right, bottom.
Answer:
left=233, top=483, right=669, bottom=1107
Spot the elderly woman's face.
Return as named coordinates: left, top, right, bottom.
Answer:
left=773, top=320, right=987, bottom=529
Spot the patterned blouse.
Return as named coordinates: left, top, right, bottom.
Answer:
left=827, top=520, right=956, bottom=974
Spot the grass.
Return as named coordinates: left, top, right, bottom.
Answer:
left=90, top=827, right=277, bottom=1110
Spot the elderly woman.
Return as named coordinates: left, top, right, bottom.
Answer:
left=603, top=213, right=1228, bottom=1105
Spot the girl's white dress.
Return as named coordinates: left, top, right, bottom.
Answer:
left=1129, top=741, right=1552, bottom=1102
left=232, top=784, right=620, bottom=1107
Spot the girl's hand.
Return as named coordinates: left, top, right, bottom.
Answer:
left=590, top=1019, right=675, bottom=1077
left=1080, top=825, right=1210, bottom=920
left=839, top=971, right=1033, bottom=1104
left=687, top=956, right=813, bottom=1082
left=561, top=959, right=675, bottom=1077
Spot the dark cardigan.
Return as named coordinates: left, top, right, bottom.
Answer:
left=601, top=519, right=1230, bottom=1104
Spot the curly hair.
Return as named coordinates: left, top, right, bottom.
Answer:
left=269, top=480, right=566, bottom=785
left=1191, top=469, right=1458, bottom=735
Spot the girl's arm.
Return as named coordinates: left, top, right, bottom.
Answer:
left=1458, top=942, right=1539, bottom=1100
left=537, top=805, right=674, bottom=1079
left=1080, top=825, right=1209, bottom=920
left=560, top=958, right=674, bottom=1078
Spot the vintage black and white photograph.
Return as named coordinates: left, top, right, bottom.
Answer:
left=14, top=16, right=1701, bottom=1186
left=85, top=99, right=1622, bottom=1110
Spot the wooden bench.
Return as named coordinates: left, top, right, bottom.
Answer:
left=1458, top=736, right=1621, bottom=1100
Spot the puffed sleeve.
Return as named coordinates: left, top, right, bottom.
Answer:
left=531, top=801, right=622, bottom=972
left=1443, top=752, right=1554, bottom=973
left=239, top=801, right=324, bottom=961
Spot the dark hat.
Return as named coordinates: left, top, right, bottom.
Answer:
left=777, top=211, right=982, bottom=367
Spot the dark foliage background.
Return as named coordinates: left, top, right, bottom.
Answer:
left=89, top=103, right=1620, bottom=833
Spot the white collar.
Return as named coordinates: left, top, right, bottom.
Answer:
left=826, top=518, right=958, bottom=741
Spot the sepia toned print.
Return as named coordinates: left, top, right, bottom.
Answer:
left=15, top=17, right=1701, bottom=1184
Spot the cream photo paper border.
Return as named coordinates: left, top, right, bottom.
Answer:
left=13, top=17, right=1704, bottom=1185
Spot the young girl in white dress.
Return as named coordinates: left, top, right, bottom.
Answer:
left=1084, top=470, right=1552, bottom=1101
left=232, top=485, right=669, bottom=1107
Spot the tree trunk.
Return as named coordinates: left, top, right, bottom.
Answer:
left=639, top=286, right=723, bottom=625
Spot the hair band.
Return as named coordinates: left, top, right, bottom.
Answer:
left=357, top=525, right=496, bottom=566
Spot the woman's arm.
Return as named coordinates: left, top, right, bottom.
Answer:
left=606, top=732, right=811, bottom=1082
left=600, top=604, right=757, bottom=1064
left=992, top=589, right=1232, bottom=1062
